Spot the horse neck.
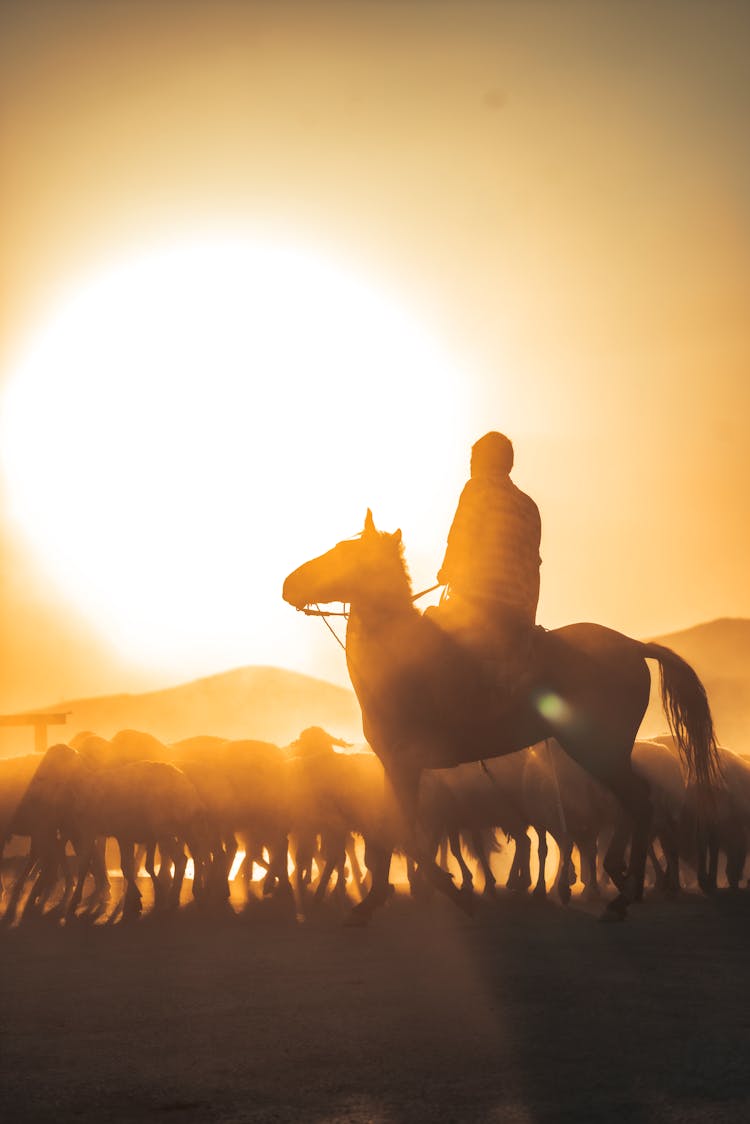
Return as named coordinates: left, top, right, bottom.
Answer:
left=345, top=589, right=422, bottom=719
left=346, top=582, right=416, bottom=637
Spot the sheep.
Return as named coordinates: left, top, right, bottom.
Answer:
left=285, top=744, right=390, bottom=909
left=3, top=744, right=110, bottom=923
left=652, top=733, right=750, bottom=892
left=521, top=738, right=688, bottom=903
left=418, top=753, right=531, bottom=898
left=65, top=756, right=212, bottom=919
left=171, top=737, right=291, bottom=906
left=0, top=753, right=44, bottom=903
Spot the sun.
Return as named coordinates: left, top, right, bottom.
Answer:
left=0, top=235, right=471, bottom=678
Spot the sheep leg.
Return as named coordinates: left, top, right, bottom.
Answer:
left=345, top=833, right=365, bottom=892
left=555, top=836, right=574, bottom=905
left=603, top=818, right=630, bottom=892
left=119, top=839, right=142, bottom=920
left=448, top=832, right=474, bottom=892
left=3, top=847, right=41, bottom=925
left=533, top=828, right=548, bottom=898
left=66, top=838, right=96, bottom=921
left=144, top=843, right=164, bottom=910
left=579, top=833, right=602, bottom=901
left=169, top=841, right=188, bottom=909
left=313, top=857, right=339, bottom=905
left=508, top=832, right=532, bottom=892
left=471, top=829, right=497, bottom=896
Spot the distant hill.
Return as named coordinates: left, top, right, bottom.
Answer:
left=639, top=618, right=750, bottom=751
left=0, top=666, right=364, bottom=758
left=2, top=619, right=747, bottom=758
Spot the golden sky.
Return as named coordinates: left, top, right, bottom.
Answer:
left=1, top=1, right=748, bottom=711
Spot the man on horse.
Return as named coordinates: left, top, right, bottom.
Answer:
left=436, top=431, right=542, bottom=691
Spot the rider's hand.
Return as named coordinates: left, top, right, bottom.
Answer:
left=437, top=568, right=448, bottom=585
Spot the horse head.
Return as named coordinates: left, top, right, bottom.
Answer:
left=282, top=509, right=409, bottom=612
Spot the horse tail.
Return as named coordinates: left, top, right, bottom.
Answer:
left=640, top=642, right=722, bottom=813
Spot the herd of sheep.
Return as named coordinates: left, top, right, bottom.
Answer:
left=1, top=724, right=749, bottom=925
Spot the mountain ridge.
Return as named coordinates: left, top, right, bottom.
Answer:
left=0, top=665, right=363, bottom=757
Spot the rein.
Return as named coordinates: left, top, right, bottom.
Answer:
left=298, top=582, right=444, bottom=653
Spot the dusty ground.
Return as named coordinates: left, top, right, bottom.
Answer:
left=1, top=886, right=750, bottom=1124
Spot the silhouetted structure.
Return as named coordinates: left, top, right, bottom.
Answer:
left=0, top=711, right=69, bottom=753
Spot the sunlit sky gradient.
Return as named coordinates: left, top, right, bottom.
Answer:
left=1, top=1, right=749, bottom=710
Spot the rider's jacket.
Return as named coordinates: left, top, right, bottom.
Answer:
left=440, top=473, right=541, bottom=625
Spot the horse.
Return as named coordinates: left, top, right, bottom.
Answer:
left=282, top=510, right=721, bottom=922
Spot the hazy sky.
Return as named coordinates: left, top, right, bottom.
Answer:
left=1, top=1, right=749, bottom=711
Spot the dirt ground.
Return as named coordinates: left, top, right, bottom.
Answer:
left=2, top=882, right=750, bottom=1124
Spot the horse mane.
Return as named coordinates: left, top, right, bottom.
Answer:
left=368, top=526, right=413, bottom=605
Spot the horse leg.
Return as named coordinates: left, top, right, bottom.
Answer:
left=391, top=764, right=474, bottom=917
left=345, top=843, right=394, bottom=926
left=601, top=768, right=652, bottom=921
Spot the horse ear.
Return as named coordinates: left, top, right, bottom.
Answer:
left=364, top=509, right=376, bottom=533
left=392, top=528, right=402, bottom=545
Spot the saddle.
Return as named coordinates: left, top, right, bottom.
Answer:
left=426, top=598, right=544, bottom=702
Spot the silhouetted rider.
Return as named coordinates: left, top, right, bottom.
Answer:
left=437, top=431, right=541, bottom=684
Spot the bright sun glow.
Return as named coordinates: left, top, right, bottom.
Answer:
left=0, top=236, right=470, bottom=675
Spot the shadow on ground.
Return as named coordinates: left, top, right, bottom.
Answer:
left=1, top=889, right=749, bottom=1123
